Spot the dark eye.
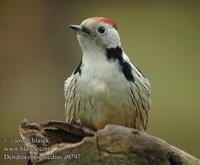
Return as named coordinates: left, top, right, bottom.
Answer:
left=97, top=26, right=106, bottom=34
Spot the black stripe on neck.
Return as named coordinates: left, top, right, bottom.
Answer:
left=106, top=46, right=134, bottom=82
left=74, top=59, right=82, bottom=76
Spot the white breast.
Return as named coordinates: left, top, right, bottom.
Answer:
left=77, top=51, right=131, bottom=105
left=64, top=50, right=150, bottom=130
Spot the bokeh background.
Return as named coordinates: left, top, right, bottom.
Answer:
left=1, top=0, right=200, bottom=164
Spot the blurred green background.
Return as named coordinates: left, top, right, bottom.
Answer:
left=1, top=0, right=200, bottom=164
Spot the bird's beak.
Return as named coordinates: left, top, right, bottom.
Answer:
left=69, top=25, right=82, bottom=32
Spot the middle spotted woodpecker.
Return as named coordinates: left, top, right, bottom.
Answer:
left=64, top=17, right=151, bottom=131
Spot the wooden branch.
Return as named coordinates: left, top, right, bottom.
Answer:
left=19, top=119, right=200, bottom=165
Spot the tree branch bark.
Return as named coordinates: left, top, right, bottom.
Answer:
left=19, top=119, right=200, bottom=165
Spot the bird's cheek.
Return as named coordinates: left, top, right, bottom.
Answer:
left=95, top=37, right=107, bottom=49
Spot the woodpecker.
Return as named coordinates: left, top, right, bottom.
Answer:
left=64, top=17, right=151, bottom=131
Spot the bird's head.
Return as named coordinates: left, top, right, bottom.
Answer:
left=70, top=17, right=121, bottom=53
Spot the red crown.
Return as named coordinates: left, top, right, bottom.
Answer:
left=92, top=17, right=117, bottom=29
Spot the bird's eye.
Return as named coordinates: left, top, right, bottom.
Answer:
left=97, top=26, right=106, bottom=34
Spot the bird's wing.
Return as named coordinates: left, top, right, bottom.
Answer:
left=64, top=72, right=81, bottom=124
left=123, top=52, right=151, bottom=130
left=123, top=52, right=151, bottom=96
left=64, top=59, right=83, bottom=123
